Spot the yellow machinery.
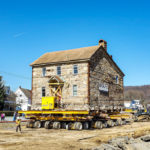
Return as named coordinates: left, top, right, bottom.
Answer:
left=42, top=96, right=55, bottom=110
left=18, top=96, right=131, bottom=130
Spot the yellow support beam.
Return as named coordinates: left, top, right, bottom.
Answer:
left=49, top=83, right=64, bottom=85
left=18, top=110, right=89, bottom=115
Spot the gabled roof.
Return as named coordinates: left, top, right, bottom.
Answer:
left=30, top=43, right=124, bottom=76
left=5, top=91, right=16, bottom=101
left=20, top=87, right=31, bottom=99
left=30, top=45, right=99, bottom=66
left=48, top=75, right=64, bottom=83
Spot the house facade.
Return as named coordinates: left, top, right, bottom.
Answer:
left=3, top=86, right=16, bottom=111
left=15, top=86, right=31, bottom=110
left=31, top=39, right=124, bottom=111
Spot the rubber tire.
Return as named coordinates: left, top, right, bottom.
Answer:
left=26, top=121, right=34, bottom=128
left=122, top=120, right=126, bottom=125
left=115, top=120, right=119, bottom=126
left=107, top=120, right=115, bottom=127
left=95, top=121, right=103, bottom=129
left=61, top=122, right=67, bottom=129
left=26, top=121, right=30, bottom=128
left=44, top=121, right=52, bottom=129
left=34, top=121, right=42, bottom=128
left=74, top=122, right=83, bottom=130
left=119, top=119, right=123, bottom=126
left=83, top=122, right=89, bottom=130
left=66, top=123, right=72, bottom=130
left=115, top=119, right=123, bottom=126
left=102, top=122, right=108, bottom=128
left=53, top=122, right=61, bottom=129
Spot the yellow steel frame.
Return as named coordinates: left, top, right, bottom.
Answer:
left=18, top=110, right=89, bottom=115
left=109, top=114, right=132, bottom=119
left=25, top=114, right=88, bottom=122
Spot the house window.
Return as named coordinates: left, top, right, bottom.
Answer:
left=116, top=76, right=119, bottom=84
left=73, top=85, right=77, bottom=96
left=42, top=87, right=46, bottom=97
left=42, top=67, right=46, bottom=77
left=73, top=65, right=78, bottom=74
left=57, top=66, right=61, bottom=75
left=5, top=86, right=10, bottom=95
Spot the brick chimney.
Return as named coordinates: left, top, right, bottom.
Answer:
left=99, top=39, right=107, bottom=51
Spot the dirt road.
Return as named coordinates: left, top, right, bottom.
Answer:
left=1, top=122, right=150, bottom=150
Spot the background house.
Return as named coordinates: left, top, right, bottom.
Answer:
left=3, top=86, right=16, bottom=111
left=15, top=86, right=31, bottom=110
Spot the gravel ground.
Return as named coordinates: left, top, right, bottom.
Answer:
left=1, top=122, right=150, bottom=150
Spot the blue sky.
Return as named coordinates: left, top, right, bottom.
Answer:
left=0, top=0, right=150, bottom=91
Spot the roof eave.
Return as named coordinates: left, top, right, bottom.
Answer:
left=30, top=58, right=90, bottom=67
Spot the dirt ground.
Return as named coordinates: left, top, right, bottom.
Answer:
left=1, top=122, right=150, bottom=150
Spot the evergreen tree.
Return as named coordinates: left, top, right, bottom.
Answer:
left=0, top=76, right=5, bottom=110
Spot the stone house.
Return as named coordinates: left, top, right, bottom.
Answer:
left=15, top=86, right=31, bottom=110
left=30, top=39, right=124, bottom=111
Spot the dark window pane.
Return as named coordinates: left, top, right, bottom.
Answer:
left=73, top=65, right=78, bottom=74
left=42, top=68, right=46, bottom=76
left=42, top=87, right=45, bottom=97
left=57, top=66, right=61, bottom=75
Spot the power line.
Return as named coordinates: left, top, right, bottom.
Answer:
left=0, top=70, right=31, bottom=80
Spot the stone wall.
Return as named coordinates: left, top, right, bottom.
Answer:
left=89, top=48, right=124, bottom=111
left=32, top=62, right=89, bottom=110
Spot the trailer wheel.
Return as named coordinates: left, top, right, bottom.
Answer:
left=61, top=122, right=67, bottom=129
left=26, top=121, right=30, bottom=128
left=53, top=122, right=61, bottom=129
left=83, top=122, right=89, bottom=130
left=95, top=121, right=103, bottom=129
left=115, top=119, right=122, bottom=126
left=74, top=122, right=83, bottom=130
left=118, top=119, right=123, bottom=125
left=26, top=121, right=34, bottom=128
left=66, top=123, right=72, bottom=130
left=107, top=120, right=115, bottom=127
left=44, top=121, right=52, bottom=129
left=102, top=122, right=107, bottom=128
left=34, top=121, right=42, bottom=128
left=122, top=120, right=126, bottom=125
left=115, top=120, right=119, bottom=126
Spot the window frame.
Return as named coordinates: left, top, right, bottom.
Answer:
left=73, top=85, right=77, bottom=96
left=42, top=87, right=46, bottom=97
left=73, top=64, right=78, bottom=75
left=116, top=75, right=119, bottom=84
left=57, top=66, right=61, bottom=76
left=42, top=67, right=46, bottom=77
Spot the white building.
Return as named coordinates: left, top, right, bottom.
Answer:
left=131, top=99, right=143, bottom=109
left=124, top=100, right=131, bottom=108
left=15, top=86, right=31, bottom=110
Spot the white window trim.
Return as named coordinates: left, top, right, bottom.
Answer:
left=73, top=64, right=78, bottom=75
left=73, top=85, right=77, bottom=96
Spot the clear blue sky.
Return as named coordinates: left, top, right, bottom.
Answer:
left=0, top=0, right=150, bottom=91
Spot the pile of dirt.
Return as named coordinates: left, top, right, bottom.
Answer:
left=92, top=135, right=150, bottom=150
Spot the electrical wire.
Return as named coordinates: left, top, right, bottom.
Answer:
left=0, top=70, right=31, bottom=80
